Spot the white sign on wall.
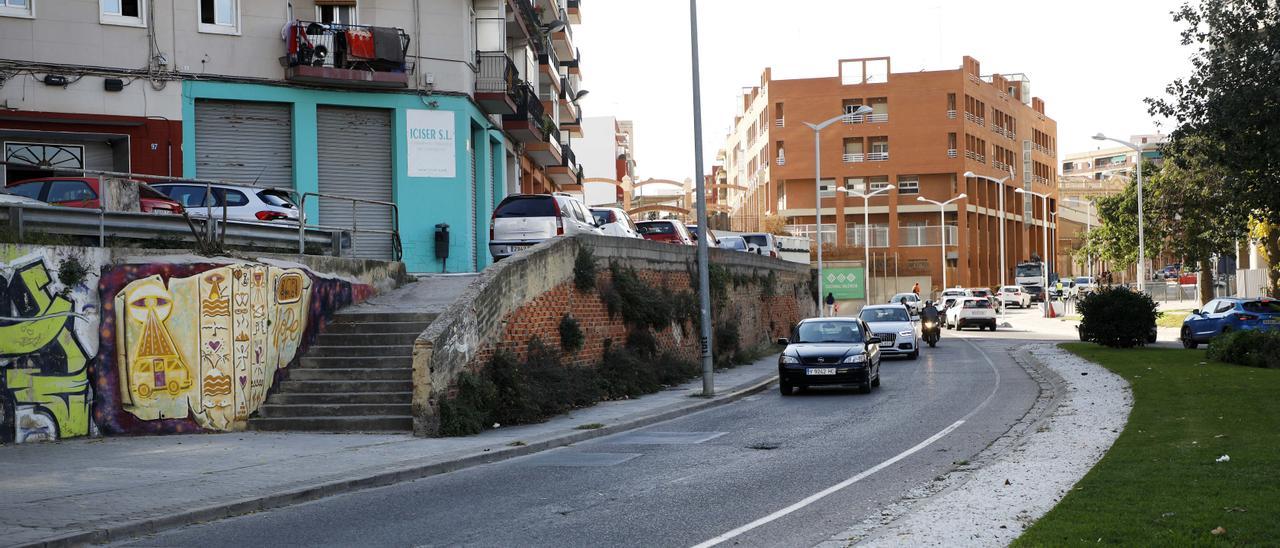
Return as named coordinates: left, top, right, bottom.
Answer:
left=406, top=110, right=456, bottom=178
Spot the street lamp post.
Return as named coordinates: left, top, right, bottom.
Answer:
left=964, top=169, right=1013, bottom=287
left=841, top=185, right=895, bottom=303
left=916, top=194, right=967, bottom=291
left=688, top=0, right=714, bottom=395
left=807, top=105, right=874, bottom=317
left=1094, top=133, right=1146, bottom=290
left=1017, top=187, right=1052, bottom=316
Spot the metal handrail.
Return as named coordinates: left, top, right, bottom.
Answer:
left=297, top=192, right=402, bottom=260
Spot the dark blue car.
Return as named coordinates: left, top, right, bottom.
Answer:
left=1180, top=298, right=1280, bottom=349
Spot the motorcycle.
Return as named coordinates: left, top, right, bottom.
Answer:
left=921, top=318, right=941, bottom=347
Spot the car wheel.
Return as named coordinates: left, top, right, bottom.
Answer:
left=779, top=379, right=794, bottom=396
left=859, top=382, right=873, bottom=394
left=1181, top=327, right=1198, bottom=349
left=909, top=349, right=919, bottom=360
left=871, top=372, right=881, bottom=387
left=990, top=324, right=998, bottom=332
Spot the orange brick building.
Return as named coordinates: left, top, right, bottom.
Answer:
left=723, top=56, right=1059, bottom=292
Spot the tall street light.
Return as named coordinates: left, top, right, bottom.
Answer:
left=1094, top=133, right=1146, bottom=289
left=964, top=168, right=1013, bottom=287
left=916, top=194, right=967, bottom=291
left=1065, top=197, right=1097, bottom=279
left=807, top=105, right=874, bottom=317
left=689, top=0, right=714, bottom=395
left=841, top=184, right=895, bottom=303
left=1017, top=187, right=1051, bottom=315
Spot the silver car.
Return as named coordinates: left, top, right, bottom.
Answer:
left=152, top=182, right=299, bottom=223
left=489, top=194, right=601, bottom=260
left=858, top=304, right=921, bottom=360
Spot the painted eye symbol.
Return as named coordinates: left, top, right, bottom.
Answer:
left=132, top=298, right=148, bottom=307
left=155, top=298, right=169, bottom=306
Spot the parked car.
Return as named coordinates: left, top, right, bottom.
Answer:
left=0, top=188, right=48, bottom=206
left=686, top=224, right=721, bottom=247
left=941, top=295, right=964, bottom=311
left=1074, top=277, right=1096, bottom=295
left=858, top=304, right=920, bottom=360
left=1180, top=298, right=1280, bottom=349
left=776, top=317, right=882, bottom=395
left=489, top=194, right=600, bottom=260
left=635, top=220, right=696, bottom=245
left=151, top=182, right=298, bottom=223
left=1025, top=285, right=1046, bottom=303
left=5, top=177, right=183, bottom=214
left=968, top=287, right=1002, bottom=313
left=719, top=236, right=749, bottom=252
left=1047, top=280, right=1078, bottom=300
left=946, top=297, right=998, bottom=331
left=589, top=207, right=642, bottom=239
left=998, top=285, right=1031, bottom=309
left=889, top=292, right=923, bottom=315
left=740, top=233, right=779, bottom=258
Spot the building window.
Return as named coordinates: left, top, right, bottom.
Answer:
left=101, top=0, right=144, bottom=26
left=819, top=179, right=836, bottom=199
left=199, top=0, right=239, bottom=35
left=318, top=3, right=357, bottom=25
left=869, top=176, right=890, bottom=191
left=898, top=176, right=919, bottom=195
left=845, top=177, right=866, bottom=194
left=842, top=98, right=864, bottom=115
left=0, top=0, right=32, bottom=17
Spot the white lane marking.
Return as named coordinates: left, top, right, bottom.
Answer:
left=690, top=338, right=1005, bottom=548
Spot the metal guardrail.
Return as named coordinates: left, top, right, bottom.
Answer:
left=297, top=192, right=401, bottom=260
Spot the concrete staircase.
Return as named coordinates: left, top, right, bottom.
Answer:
left=248, top=312, right=435, bottom=432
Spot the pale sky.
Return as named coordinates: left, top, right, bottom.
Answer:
left=573, top=0, right=1193, bottom=181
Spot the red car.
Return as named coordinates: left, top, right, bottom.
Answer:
left=5, top=177, right=183, bottom=214
left=635, top=220, right=696, bottom=245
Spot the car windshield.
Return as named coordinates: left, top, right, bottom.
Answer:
left=942, top=290, right=965, bottom=296
left=964, top=299, right=993, bottom=309
left=591, top=210, right=615, bottom=225
left=1001, top=286, right=1020, bottom=292
left=723, top=237, right=747, bottom=250
left=1075, top=277, right=1091, bottom=284
left=796, top=321, right=862, bottom=343
left=971, top=289, right=990, bottom=297
left=637, top=222, right=676, bottom=234
left=138, top=185, right=169, bottom=200
left=860, top=307, right=910, bottom=323
left=1242, top=301, right=1280, bottom=313
left=258, top=190, right=297, bottom=208
left=494, top=196, right=557, bottom=218
left=742, top=235, right=770, bottom=247
left=1017, top=264, right=1043, bottom=277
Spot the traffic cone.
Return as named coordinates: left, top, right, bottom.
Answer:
left=1046, top=299, right=1057, bottom=318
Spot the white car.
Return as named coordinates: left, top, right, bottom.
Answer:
left=889, top=292, right=923, bottom=315
left=1074, top=277, right=1096, bottom=296
left=998, top=285, right=1032, bottom=309
left=719, top=236, right=749, bottom=251
left=489, top=194, right=601, bottom=260
left=590, top=207, right=642, bottom=239
left=151, top=182, right=299, bottom=223
left=858, top=304, right=921, bottom=360
left=0, top=191, right=48, bottom=206
left=946, top=297, right=998, bottom=331
left=740, top=233, right=779, bottom=258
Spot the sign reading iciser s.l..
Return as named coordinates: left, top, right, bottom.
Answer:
left=406, top=110, right=456, bottom=178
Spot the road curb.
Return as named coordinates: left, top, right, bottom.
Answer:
left=22, top=372, right=777, bottom=548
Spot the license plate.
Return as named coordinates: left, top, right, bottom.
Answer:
left=879, top=341, right=893, bottom=347
left=806, top=368, right=836, bottom=375
left=1266, top=319, right=1280, bottom=325
left=498, top=245, right=528, bottom=255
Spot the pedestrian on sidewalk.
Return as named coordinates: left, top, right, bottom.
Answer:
left=912, top=282, right=921, bottom=296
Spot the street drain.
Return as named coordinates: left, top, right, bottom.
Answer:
left=748, top=442, right=782, bottom=450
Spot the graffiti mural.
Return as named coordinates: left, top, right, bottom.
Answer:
left=112, top=265, right=312, bottom=431
left=0, top=250, right=102, bottom=444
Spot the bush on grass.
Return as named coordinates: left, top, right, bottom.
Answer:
left=1078, top=286, right=1159, bottom=348
left=1207, top=329, right=1280, bottom=368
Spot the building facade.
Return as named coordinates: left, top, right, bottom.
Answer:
left=0, top=0, right=586, bottom=273
left=723, top=56, right=1059, bottom=291
left=577, top=115, right=634, bottom=207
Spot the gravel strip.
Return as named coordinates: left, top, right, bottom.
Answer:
left=820, top=344, right=1132, bottom=547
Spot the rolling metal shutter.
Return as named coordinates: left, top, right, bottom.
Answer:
left=316, top=106, right=394, bottom=260
left=469, top=139, right=478, bottom=270
left=194, top=100, right=293, bottom=187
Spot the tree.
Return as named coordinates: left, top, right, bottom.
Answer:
left=1148, top=0, right=1280, bottom=295
left=1074, top=161, right=1166, bottom=278
left=762, top=214, right=791, bottom=236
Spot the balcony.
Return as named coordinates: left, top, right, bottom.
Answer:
left=947, top=148, right=958, bottom=158
left=845, top=226, right=890, bottom=248
left=502, top=83, right=546, bottom=143
left=965, top=150, right=986, bottom=163
left=900, top=225, right=958, bottom=247
left=964, top=112, right=985, bottom=126
left=284, top=21, right=410, bottom=88
left=842, top=112, right=889, bottom=124
left=946, top=110, right=957, bottom=120
left=551, top=8, right=576, bottom=61
left=775, top=117, right=785, bottom=127
left=528, top=117, right=563, bottom=167
left=475, top=51, right=520, bottom=115
left=867, top=151, right=889, bottom=162
left=993, top=159, right=1012, bottom=173
left=548, top=141, right=579, bottom=186
left=843, top=152, right=865, bottom=163
left=567, top=0, right=582, bottom=24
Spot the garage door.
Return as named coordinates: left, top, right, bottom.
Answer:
left=317, top=106, right=395, bottom=260
left=194, top=100, right=293, bottom=188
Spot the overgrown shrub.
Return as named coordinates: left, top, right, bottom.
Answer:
left=57, top=257, right=90, bottom=296
left=625, top=328, right=659, bottom=357
left=1207, top=330, right=1280, bottom=368
left=605, top=262, right=672, bottom=330
left=1078, top=287, right=1160, bottom=348
left=714, top=320, right=742, bottom=368
left=760, top=270, right=777, bottom=301
left=438, top=370, right=498, bottom=436
left=559, top=314, right=585, bottom=353
left=574, top=246, right=597, bottom=292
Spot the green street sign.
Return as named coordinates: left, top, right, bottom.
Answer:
left=824, top=267, right=865, bottom=300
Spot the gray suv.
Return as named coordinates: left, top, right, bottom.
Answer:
left=489, top=194, right=601, bottom=260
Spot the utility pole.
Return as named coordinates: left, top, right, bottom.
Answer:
left=689, top=0, right=714, bottom=396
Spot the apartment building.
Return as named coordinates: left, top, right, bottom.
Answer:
left=0, top=0, right=585, bottom=273
left=577, top=115, right=635, bottom=207
left=723, top=56, right=1059, bottom=290
left=1059, top=133, right=1165, bottom=205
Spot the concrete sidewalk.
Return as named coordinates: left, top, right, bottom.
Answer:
left=0, top=356, right=778, bottom=548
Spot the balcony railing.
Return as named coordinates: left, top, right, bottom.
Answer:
left=842, top=113, right=889, bottom=124
left=476, top=51, right=518, bottom=94
left=775, top=117, right=785, bottom=127
left=993, top=160, right=1011, bottom=172
left=868, top=113, right=889, bottom=123
left=846, top=226, right=890, bottom=248
left=965, top=150, right=985, bottom=163
left=899, top=225, right=958, bottom=247
left=946, top=110, right=957, bottom=120
left=843, top=152, right=865, bottom=163
left=964, top=112, right=985, bottom=126
left=947, top=148, right=958, bottom=158
left=867, top=151, right=889, bottom=161
left=776, top=155, right=785, bottom=166
left=284, top=20, right=410, bottom=88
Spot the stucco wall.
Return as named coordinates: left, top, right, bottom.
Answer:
left=411, top=234, right=817, bottom=436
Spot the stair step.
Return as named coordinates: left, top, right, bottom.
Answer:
left=256, top=403, right=412, bottom=418
left=331, top=312, right=438, bottom=324
left=288, top=368, right=412, bottom=381
left=317, top=333, right=421, bottom=346
left=278, top=379, right=413, bottom=393
left=299, top=356, right=412, bottom=369
left=267, top=392, right=413, bottom=405
left=247, top=415, right=413, bottom=432
left=307, top=345, right=413, bottom=358
left=322, top=321, right=433, bottom=334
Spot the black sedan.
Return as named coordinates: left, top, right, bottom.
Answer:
left=776, top=318, right=882, bottom=395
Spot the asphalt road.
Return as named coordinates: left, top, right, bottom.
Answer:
left=117, top=335, right=1039, bottom=548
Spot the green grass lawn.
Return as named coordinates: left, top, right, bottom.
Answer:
left=1157, top=310, right=1190, bottom=328
left=1014, top=344, right=1280, bottom=547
